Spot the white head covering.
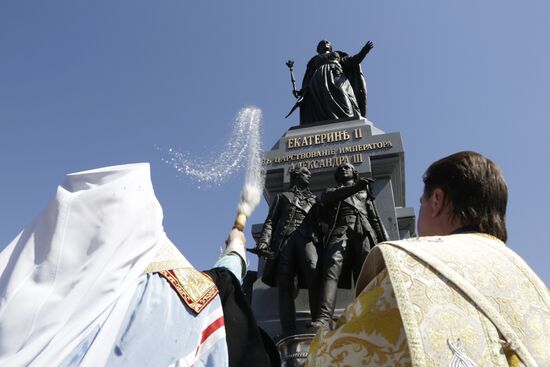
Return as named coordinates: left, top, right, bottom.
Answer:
left=0, top=163, right=166, bottom=366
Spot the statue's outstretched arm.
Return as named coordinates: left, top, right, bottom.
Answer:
left=348, top=40, right=374, bottom=65
left=321, top=178, right=371, bottom=203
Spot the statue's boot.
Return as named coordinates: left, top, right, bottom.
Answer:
left=308, top=285, right=320, bottom=323
left=312, top=278, right=338, bottom=329
left=278, top=278, right=296, bottom=335
left=301, top=241, right=320, bottom=322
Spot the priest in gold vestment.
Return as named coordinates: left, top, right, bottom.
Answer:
left=308, top=151, right=550, bottom=367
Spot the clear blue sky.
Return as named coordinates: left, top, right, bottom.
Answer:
left=1, top=1, right=549, bottom=285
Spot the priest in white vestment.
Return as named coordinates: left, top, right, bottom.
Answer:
left=0, top=163, right=273, bottom=367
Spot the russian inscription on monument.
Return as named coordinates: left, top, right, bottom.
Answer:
left=262, top=126, right=395, bottom=171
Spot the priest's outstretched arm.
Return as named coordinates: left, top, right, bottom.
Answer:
left=213, top=228, right=248, bottom=281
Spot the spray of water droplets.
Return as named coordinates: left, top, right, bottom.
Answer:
left=165, top=107, right=264, bottom=189
left=237, top=107, right=264, bottom=217
left=165, top=106, right=265, bottom=223
left=165, top=107, right=265, bottom=231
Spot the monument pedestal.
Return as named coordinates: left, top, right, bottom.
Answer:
left=250, top=117, right=415, bottom=338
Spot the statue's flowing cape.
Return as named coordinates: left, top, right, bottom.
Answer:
left=308, top=234, right=550, bottom=367
left=0, top=163, right=167, bottom=366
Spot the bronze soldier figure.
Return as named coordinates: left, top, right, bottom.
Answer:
left=312, top=163, right=388, bottom=328
left=251, top=167, right=320, bottom=335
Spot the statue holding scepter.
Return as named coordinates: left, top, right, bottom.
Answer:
left=286, top=40, right=374, bottom=125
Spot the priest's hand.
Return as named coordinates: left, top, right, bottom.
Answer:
left=226, top=228, right=246, bottom=247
